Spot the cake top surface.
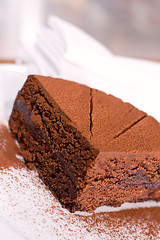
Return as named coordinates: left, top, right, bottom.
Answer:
left=29, top=75, right=160, bottom=152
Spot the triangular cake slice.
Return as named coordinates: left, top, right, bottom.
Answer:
left=9, top=75, right=160, bottom=212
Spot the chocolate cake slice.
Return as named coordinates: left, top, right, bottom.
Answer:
left=9, top=75, right=160, bottom=212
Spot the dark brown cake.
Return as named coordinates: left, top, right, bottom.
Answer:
left=9, top=75, right=160, bottom=212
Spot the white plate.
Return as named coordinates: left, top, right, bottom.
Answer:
left=0, top=61, right=160, bottom=239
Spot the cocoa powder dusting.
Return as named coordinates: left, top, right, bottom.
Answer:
left=0, top=125, right=25, bottom=169
left=0, top=124, right=160, bottom=239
